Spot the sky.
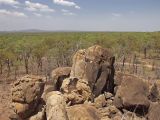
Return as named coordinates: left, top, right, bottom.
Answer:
left=0, top=0, right=160, bottom=31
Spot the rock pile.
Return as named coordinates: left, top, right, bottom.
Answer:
left=10, top=45, right=160, bottom=120
left=11, top=75, right=45, bottom=119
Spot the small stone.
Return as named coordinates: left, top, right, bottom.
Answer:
left=104, top=92, right=113, bottom=100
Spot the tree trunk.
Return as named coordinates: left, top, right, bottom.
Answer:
left=132, top=54, right=137, bottom=74
left=121, top=55, right=126, bottom=72
left=122, top=55, right=126, bottom=67
left=24, top=58, right=29, bottom=74
left=37, top=57, right=43, bottom=75
left=14, top=66, right=18, bottom=80
left=144, top=47, right=147, bottom=59
left=0, top=62, right=2, bottom=74
left=7, top=59, right=11, bottom=77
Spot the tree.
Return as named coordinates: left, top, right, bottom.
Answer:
left=33, top=42, right=48, bottom=74
left=15, top=40, right=33, bottom=74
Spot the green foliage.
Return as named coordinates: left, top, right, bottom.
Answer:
left=0, top=32, right=159, bottom=75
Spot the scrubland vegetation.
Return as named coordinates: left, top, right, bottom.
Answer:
left=0, top=32, right=160, bottom=120
left=0, top=32, right=160, bottom=80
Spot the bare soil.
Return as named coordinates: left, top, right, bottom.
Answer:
left=0, top=79, right=12, bottom=120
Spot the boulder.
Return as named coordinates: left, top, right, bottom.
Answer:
left=70, top=45, right=115, bottom=98
left=11, top=75, right=45, bottom=119
left=70, top=49, right=86, bottom=79
left=147, top=103, right=160, bottom=120
left=42, top=80, right=56, bottom=102
left=67, top=104, right=100, bottom=120
left=114, top=75, right=150, bottom=115
left=61, top=77, right=91, bottom=105
left=46, top=91, right=69, bottom=120
left=94, top=94, right=107, bottom=108
left=104, top=92, right=114, bottom=100
left=28, top=108, right=45, bottom=120
left=98, top=105, right=122, bottom=120
left=51, top=67, right=71, bottom=90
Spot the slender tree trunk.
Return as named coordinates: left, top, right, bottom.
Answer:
left=6, top=59, right=11, bottom=77
left=144, top=47, right=147, bottom=59
left=133, top=54, right=137, bottom=74
left=40, top=60, right=42, bottom=73
left=152, top=61, right=155, bottom=71
left=121, top=55, right=126, bottom=72
left=24, top=58, right=29, bottom=74
left=14, top=66, right=18, bottom=80
left=0, top=63, right=2, bottom=74
left=37, top=58, right=43, bottom=74
left=122, top=55, right=126, bottom=67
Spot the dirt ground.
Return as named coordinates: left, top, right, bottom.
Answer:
left=0, top=80, right=13, bottom=120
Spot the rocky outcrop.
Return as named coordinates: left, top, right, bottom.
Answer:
left=11, top=75, right=45, bottom=119
left=67, top=104, right=100, bottom=120
left=70, top=45, right=115, bottom=98
left=51, top=67, right=71, bottom=90
left=61, top=77, right=91, bottom=105
left=114, top=75, right=150, bottom=115
left=10, top=45, right=160, bottom=120
left=46, top=91, right=69, bottom=120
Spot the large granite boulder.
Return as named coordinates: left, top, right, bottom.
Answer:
left=67, top=104, right=100, bottom=120
left=11, top=75, right=45, bottom=119
left=114, top=75, right=150, bottom=115
left=61, top=77, right=91, bottom=105
left=70, top=45, right=115, bottom=98
left=46, top=91, right=69, bottom=120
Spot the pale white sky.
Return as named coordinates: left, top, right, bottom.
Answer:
left=0, top=0, right=160, bottom=31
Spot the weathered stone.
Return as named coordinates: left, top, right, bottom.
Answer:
left=70, top=49, right=86, bottom=79
left=11, top=75, right=45, bottom=119
left=114, top=75, right=150, bottom=115
left=61, top=77, right=91, bottom=105
left=70, top=45, right=115, bottom=98
left=67, top=104, right=100, bottom=120
left=42, top=80, right=56, bottom=102
left=94, top=94, right=107, bottom=108
left=51, top=67, right=71, bottom=91
left=98, top=105, right=122, bottom=119
left=29, top=108, right=45, bottom=120
left=9, top=113, right=21, bottom=120
left=104, top=92, right=114, bottom=100
left=46, top=91, right=69, bottom=120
